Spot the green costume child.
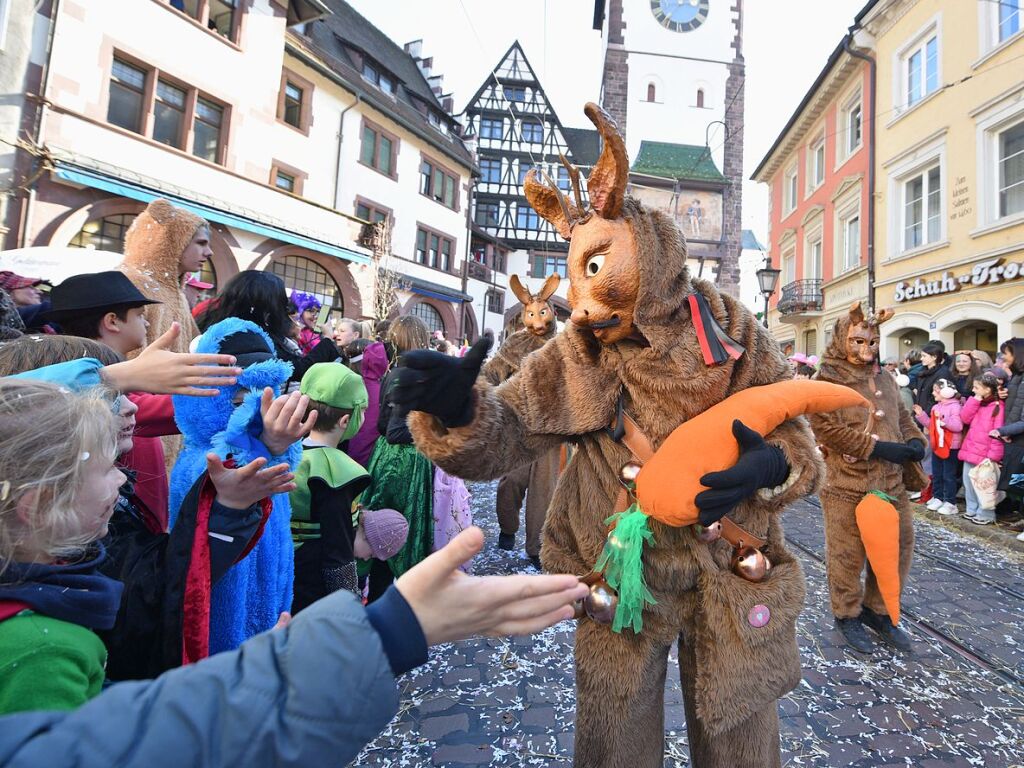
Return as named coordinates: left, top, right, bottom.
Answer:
left=289, top=364, right=370, bottom=612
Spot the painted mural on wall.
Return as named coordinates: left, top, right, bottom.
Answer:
left=627, top=186, right=723, bottom=241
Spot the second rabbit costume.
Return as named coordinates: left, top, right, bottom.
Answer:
left=482, top=273, right=561, bottom=561
left=809, top=303, right=927, bottom=653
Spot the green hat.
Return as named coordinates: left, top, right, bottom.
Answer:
left=300, top=363, right=368, bottom=442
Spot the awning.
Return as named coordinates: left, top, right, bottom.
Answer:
left=403, top=274, right=472, bottom=304
left=53, top=162, right=371, bottom=266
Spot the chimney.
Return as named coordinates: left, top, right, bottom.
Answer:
left=404, top=39, right=423, bottom=58
left=429, top=75, right=444, bottom=95
left=442, top=95, right=454, bottom=113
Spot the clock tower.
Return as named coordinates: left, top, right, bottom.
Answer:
left=594, top=0, right=745, bottom=296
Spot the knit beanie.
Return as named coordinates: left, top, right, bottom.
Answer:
left=361, top=508, right=409, bottom=560
left=299, top=362, right=367, bottom=441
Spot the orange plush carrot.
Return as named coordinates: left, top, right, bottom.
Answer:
left=635, top=380, right=869, bottom=528
left=855, top=491, right=902, bottom=624
left=599, top=379, right=869, bottom=634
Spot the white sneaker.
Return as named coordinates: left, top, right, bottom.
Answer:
left=926, top=498, right=944, bottom=511
left=1017, top=531, right=1024, bottom=542
left=937, top=502, right=958, bottom=516
left=909, top=491, right=922, bottom=501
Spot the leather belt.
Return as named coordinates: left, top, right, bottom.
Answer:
left=609, top=399, right=766, bottom=550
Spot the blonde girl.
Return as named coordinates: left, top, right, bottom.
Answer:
left=0, top=380, right=124, bottom=715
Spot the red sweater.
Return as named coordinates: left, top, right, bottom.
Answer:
left=121, top=393, right=179, bottom=531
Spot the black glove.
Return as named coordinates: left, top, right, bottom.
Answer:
left=870, top=438, right=925, bottom=464
left=390, top=335, right=492, bottom=428
left=694, top=420, right=790, bottom=526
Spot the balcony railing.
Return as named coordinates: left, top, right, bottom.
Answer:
left=778, top=279, right=823, bottom=316
left=467, top=260, right=491, bottom=281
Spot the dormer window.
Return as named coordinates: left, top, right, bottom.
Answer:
left=362, top=61, right=396, bottom=96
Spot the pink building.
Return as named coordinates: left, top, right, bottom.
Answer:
left=752, top=40, right=874, bottom=358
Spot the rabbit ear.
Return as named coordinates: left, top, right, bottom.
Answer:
left=584, top=102, right=628, bottom=220
left=509, top=274, right=532, bottom=306
left=875, top=308, right=895, bottom=324
left=524, top=170, right=576, bottom=239
left=848, top=301, right=864, bottom=326
left=539, top=273, right=560, bottom=301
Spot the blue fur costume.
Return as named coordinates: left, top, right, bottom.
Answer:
left=169, top=318, right=300, bottom=654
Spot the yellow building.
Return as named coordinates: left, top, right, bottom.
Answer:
left=859, top=0, right=1024, bottom=360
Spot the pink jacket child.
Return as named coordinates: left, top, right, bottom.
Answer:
left=347, top=341, right=389, bottom=467
left=959, top=396, right=1005, bottom=464
left=917, top=397, right=964, bottom=452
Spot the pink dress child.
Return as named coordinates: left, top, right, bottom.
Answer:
left=433, top=467, right=472, bottom=572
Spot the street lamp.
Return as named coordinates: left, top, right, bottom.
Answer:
left=755, top=264, right=781, bottom=329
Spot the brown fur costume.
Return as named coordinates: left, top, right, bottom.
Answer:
left=483, top=279, right=560, bottom=558
left=409, top=191, right=823, bottom=767
left=809, top=305, right=925, bottom=620
left=119, top=198, right=204, bottom=355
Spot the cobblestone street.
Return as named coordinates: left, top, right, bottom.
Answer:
left=356, top=482, right=1024, bottom=767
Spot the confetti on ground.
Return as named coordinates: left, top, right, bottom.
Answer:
left=354, top=485, right=1024, bottom=767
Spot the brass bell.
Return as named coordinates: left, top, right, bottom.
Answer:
left=731, top=547, right=772, bottom=582
left=619, top=461, right=642, bottom=485
left=584, top=579, right=619, bottom=624
left=572, top=598, right=587, bottom=620
left=694, top=521, right=722, bottom=542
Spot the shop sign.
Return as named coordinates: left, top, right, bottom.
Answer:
left=893, top=257, right=1023, bottom=303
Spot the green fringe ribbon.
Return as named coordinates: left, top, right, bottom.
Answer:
left=868, top=490, right=896, bottom=503
left=595, top=503, right=657, bottom=634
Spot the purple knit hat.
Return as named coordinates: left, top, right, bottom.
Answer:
left=290, top=290, right=321, bottom=314
left=362, top=508, right=409, bottom=560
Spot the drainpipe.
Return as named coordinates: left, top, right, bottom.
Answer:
left=843, top=28, right=876, bottom=312
left=19, top=0, right=61, bottom=248
left=332, top=94, right=360, bottom=210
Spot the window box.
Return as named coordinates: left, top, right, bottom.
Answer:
left=414, top=224, right=456, bottom=273
left=531, top=252, right=567, bottom=279
left=269, top=159, right=307, bottom=196
left=893, top=16, right=941, bottom=117
left=479, top=117, right=503, bottom=140
left=158, top=0, right=243, bottom=45
left=782, top=163, right=798, bottom=216
left=420, top=155, right=459, bottom=211
left=807, top=134, right=825, bottom=193
left=277, top=68, right=314, bottom=135
left=106, top=53, right=228, bottom=165
left=480, top=157, right=501, bottom=184
left=359, top=118, right=399, bottom=179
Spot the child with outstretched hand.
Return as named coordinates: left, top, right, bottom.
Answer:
left=0, top=527, right=588, bottom=768
left=0, top=380, right=295, bottom=714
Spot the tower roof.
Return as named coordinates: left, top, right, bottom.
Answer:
left=630, top=141, right=726, bottom=183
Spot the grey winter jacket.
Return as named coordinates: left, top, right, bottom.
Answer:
left=0, top=588, right=407, bottom=768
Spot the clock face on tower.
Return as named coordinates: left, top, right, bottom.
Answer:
left=650, top=0, right=710, bottom=32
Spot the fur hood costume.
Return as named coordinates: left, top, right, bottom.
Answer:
left=809, top=304, right=926, bottom=652
left=406, top=104, right=823, bottom=768
left=169, top=318, right=300, bottom=654
left=483, top=274, right=561, bottom=560
left=120, top=199, right=204, bottom=354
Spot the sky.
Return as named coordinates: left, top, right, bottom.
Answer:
left=346, top=0, right=868, bottom=243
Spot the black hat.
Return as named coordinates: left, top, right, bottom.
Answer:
left=45, top=271, right=160, bottom=318
left=218, top=329, right=274, bottom=368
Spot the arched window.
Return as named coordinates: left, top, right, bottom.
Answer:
left=69, top=214, right=137, bottom=252
left=270, top=255, right=343, bottom=323
left=696, top=88, right=705, bottom=108
left=410, top=301, right=444, bottom=334
left=646, top=82, right=656, bottom=102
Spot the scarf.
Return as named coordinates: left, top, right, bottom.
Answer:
left=0, top=544, right=124, bottom=630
